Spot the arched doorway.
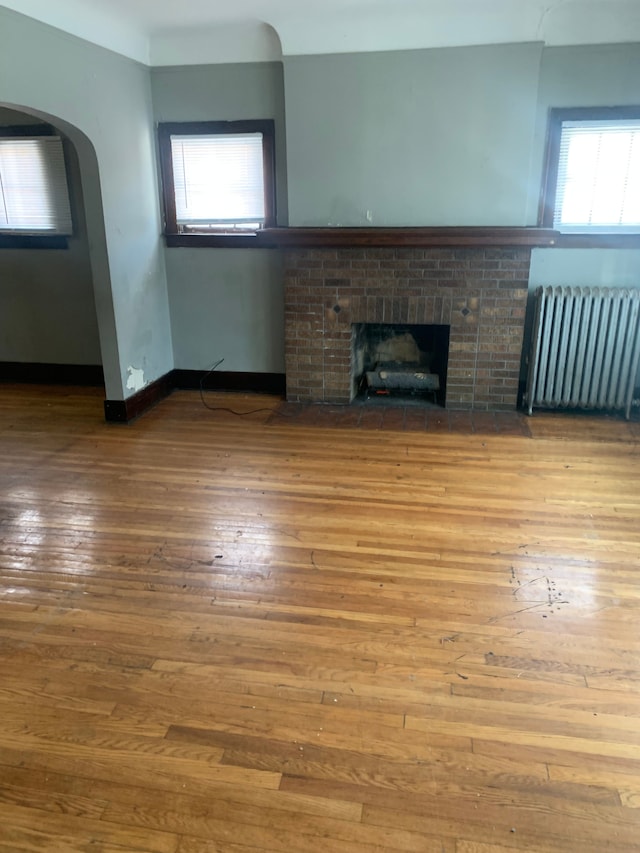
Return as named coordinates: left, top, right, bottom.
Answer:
left=0, top=106, right=103, bottom=383
left=0, top=103, right=119, bottom=402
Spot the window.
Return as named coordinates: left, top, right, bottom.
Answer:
left=0, top=126, right=73, bottom=239
left=541, top=107, right=640, bottom=236
left=158, top=120, right=276, bottom=244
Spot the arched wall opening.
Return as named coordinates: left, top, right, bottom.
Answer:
left=0, top=102, right=121, bottom=399
left=0, top=105, right=104, bottom=377
left=0, top=7, right=175, bottom=410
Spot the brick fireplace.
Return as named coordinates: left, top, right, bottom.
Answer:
left=284, top=245, right=532, bottom=410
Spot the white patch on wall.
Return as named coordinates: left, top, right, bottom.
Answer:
left=126, top=366, right=145, bottom=392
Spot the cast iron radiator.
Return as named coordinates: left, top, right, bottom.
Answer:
left=525, top=286, right=640, bottom=419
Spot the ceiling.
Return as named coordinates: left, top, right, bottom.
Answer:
left=1, top=0, right=639, bottom=66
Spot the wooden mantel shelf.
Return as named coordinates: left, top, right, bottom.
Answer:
left=166, top=227, right=639, bottom=249
left=258, top=226, right=559, bottom=248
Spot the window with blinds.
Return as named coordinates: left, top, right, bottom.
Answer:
left=158, top=120, right=276, bottom=240
left=171, top=133, right=265, bottom=229
left=0, top=135, right=73, bottom=234
left=541, top=107, right=640, bottom=236
left=555, top=120, right=640, bottom=233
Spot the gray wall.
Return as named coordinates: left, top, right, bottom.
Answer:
left=148, top=44, right=640, bottom=376
left=0, top=109, right=101, bottom=364
left=529, top=43, right=640, bottom=290
left=151, top=63, right=287, bottom=372
left=165, top=249, right=284, bottom=372
left=522, top=44, right=640, bottom=385
left=283, top=43, right=543, bottom=226
left=282, top=40, right=640, bottom=393
left=0, top=7, right=173, bottom=399
left=0, top=17, right=637, bottom=388
left=283, top=40, right=640, bottom=241
left=530, top=248, right=640, bottom=289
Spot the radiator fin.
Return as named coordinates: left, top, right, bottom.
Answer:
left=526, top=286, right=640, bottom=419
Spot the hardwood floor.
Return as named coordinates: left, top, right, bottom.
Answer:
left=1, top=384, right=640, bottom=852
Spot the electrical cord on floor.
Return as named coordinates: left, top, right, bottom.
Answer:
left=198, top=358, right=277, bottom=416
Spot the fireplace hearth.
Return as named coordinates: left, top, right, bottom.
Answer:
left=284, top=245, right=531, bottom=410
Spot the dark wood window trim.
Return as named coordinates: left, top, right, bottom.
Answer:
left=164, top=233, right=265, bottom=249
left=539, top=105, right=640, bottom=247
left=546, top=233, right=640, bottom=249
left=0, top=124, right=56, bottom=138
left=0, top=234, right=68, bottom=250
left=158, top=119, right=276, bottom=248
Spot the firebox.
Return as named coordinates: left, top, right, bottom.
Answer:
left=352, top=323, right=450, bottom=406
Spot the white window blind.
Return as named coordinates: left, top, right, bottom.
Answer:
left=554, top=119, right=640, bottom=233
left=170, top=133, right=265, bottom=229
left=0, top=136, right=73, bottom=234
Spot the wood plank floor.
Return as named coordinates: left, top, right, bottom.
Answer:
left=1, top=384, right=640, bottom=852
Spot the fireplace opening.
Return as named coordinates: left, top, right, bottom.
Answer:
left=352, top=323, right=450, bottom=406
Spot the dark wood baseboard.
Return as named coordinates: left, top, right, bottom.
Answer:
left=104, top=372, right=175, bottom=423
left=173, top=369, right=285, bottom=395
left=0, top=362, right=104, bottom=386
left=2, top=363, right=283, bottom=423
left=104, top=370, right=285, bottom=423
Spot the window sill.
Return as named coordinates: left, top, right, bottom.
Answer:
left=549, top=233, right=640, bottom=249
left=165, top=232, right=270, bottom=249
left=0, top=234, right=69, bottom=249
